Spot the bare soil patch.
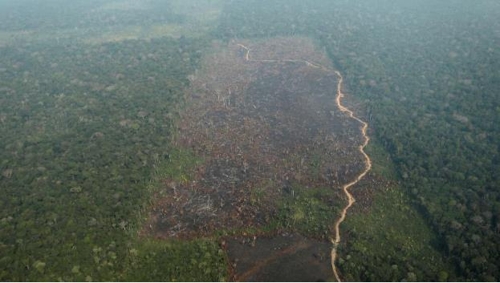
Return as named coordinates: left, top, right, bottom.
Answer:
left=226, top=233, right=333, bottom=281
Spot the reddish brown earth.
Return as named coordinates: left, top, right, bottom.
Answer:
left=141, top=37, right=372, bottom=280
left=226, top=233, right=333, bottom=281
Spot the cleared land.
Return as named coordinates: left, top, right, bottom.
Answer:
left=142, top=37, right=375, bottom=280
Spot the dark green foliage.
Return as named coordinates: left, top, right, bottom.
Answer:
left=2, top=0, right=499, bottom=281
left=340, top=187, right=453, bottom=282
left=124, top=239, right=227, bottom=282
left=0, top=6, right=215, bottom=279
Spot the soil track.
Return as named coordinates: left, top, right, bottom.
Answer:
left=143, top=37, right=370, bottom=281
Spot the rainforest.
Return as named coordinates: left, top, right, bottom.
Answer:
left=0, top=0, right=499, bottom=281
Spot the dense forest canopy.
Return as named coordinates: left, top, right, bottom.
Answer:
left=0, top=0, right=499, bottom=281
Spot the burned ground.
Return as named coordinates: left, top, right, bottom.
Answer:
left=140, top=37, right=374, bottom=280
left=142, top=38, right=367, bottom=240
left=226, top=233, right=333, bottom=281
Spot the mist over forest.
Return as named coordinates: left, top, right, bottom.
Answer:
left=0, top=0, right=499, bottom=281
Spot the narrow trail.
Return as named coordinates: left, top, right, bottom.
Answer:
left=236, top=43, right=371, bottom=282
left=331, top=71, right=372, bottom=282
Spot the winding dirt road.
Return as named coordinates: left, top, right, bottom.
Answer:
left=237, top=42, right=372, bottom=282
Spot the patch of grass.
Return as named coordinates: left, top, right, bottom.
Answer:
left=308, top=153, right=323, bottom=180
left=249, top=187, right=266, bottom=206
left=276, top=185, right=342, bottom=239
left=153, top=148, right=203, bottom=184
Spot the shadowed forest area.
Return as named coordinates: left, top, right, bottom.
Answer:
left=0, top=0, right=499, bottom=281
